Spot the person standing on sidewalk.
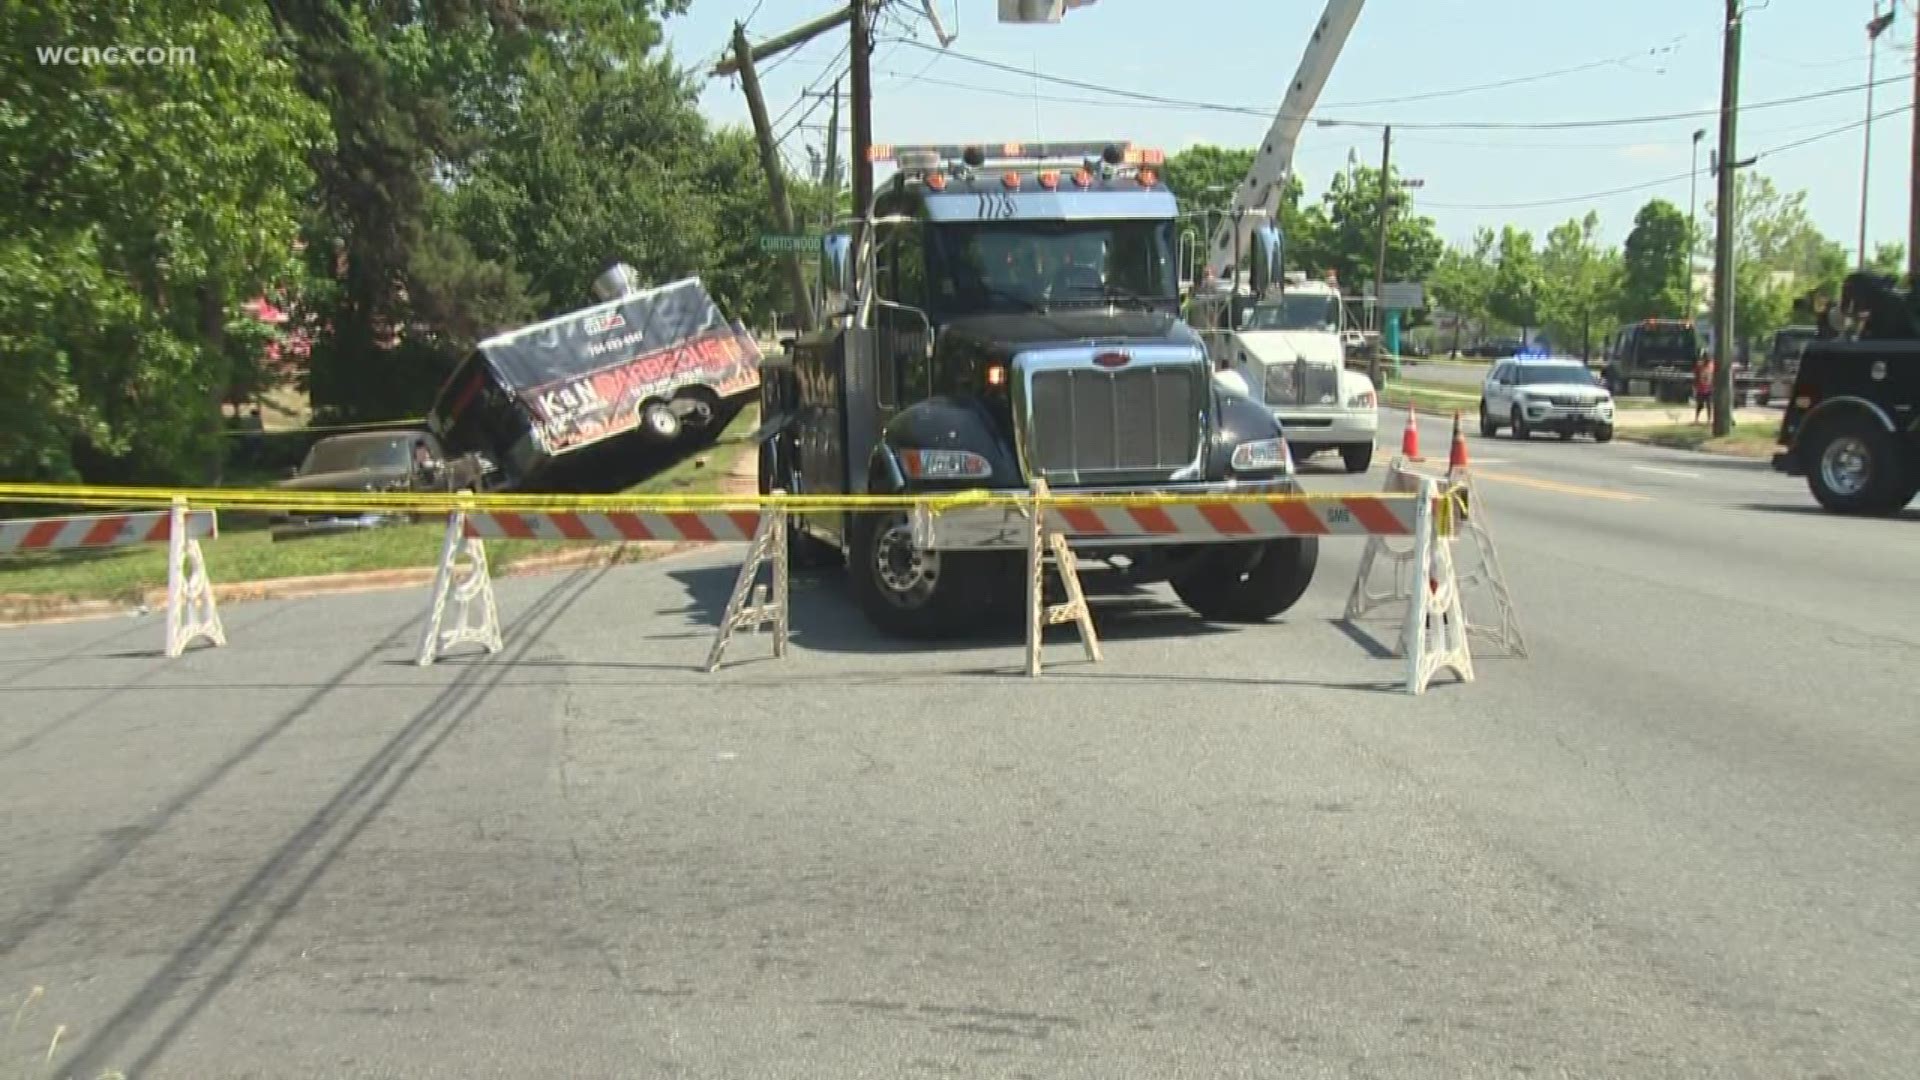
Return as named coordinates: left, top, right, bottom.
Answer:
left=1692, top=351, right=1715, bottom=424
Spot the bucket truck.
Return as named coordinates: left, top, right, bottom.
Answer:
left=1187, top=0, right=1381, bottom=472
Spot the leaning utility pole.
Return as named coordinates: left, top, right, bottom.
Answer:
left=1370, top=124, right=1392, bottom=389
left=1710, top=0, right=1741, bottom=437
left=732, top=23, right=816, bottom=331
left=849, top=0, right=875, bottom=294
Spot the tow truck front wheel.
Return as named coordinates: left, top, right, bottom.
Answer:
left=1804, top=416, right=1913, bottom=515
left=848, top=509, right=994, bottom=638
left=1172, top=537, right=1319, bottom=623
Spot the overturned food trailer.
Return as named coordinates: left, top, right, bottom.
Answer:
left=428, top=269, right=762, bottom=489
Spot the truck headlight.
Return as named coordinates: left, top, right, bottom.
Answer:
left=1231, top=437, right=1293, bottom=474
left=1348, top=390, right=1377, bottom=410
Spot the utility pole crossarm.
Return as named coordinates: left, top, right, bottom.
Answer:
left=712, top=6, right=855, bottom=78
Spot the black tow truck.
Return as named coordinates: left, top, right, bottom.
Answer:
left=1771, top=272, right=1920, bottom=514
left=757, top=141, right=1316, bottom=637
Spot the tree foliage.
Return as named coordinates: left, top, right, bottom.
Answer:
left=1538, top=211, right=1622, bottom=358
left=1427, top=228, right=1497, bottom=348
left=0, top=0, right=328, bottom=482
left=1298, top=164, right=1443, bottom=298
left=1619, top=198, right=1690, bottom=322
left=1487, top=227, right=1543, bottom=335
left=1162, top=146, right=1309, bottom=277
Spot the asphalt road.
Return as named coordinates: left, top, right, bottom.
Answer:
left=2, top=413, right=1915, bottom=1079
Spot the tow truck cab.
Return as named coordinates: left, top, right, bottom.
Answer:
left=759, top=141, right=1316, bottom=638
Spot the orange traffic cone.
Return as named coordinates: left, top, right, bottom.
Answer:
left=1448, top=411, right=1469, bottom=473
left=1400, top=408, right=1421, bottom=461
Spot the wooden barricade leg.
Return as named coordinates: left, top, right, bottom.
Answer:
left=416, top=509, right=502, bottom=667
left=165, top=499, right=226, bottom=658
left=1025, top=480, right=1100, bottom=677
left=704, top=499, right=789, bottom=672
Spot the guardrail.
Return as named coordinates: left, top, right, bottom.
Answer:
left=0, top=476, right=1502, bottom=695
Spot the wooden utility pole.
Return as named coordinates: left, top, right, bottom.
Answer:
left=1370, top=124, right=1392, bottom=388
left=849, top=0, right=875, bottom=295
left=1711, top=0, right=1741, bottom=437
left=1910, top=0, right=1920, bottom=286
left=818, top=80, right=842, bottom=313
left=732, top=23, right=815, bottom=332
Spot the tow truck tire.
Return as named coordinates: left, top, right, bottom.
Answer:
left=1802, top=415, right=1912, bottom=515
left=1341, top=444, right=1373, bottom=473
left=847, top=508, right=994, bottom=638
left=1595, top=423, right=1615, bottom=443
left=1172, top=537, right=1319, bottom=623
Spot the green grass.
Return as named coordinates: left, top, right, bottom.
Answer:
left=0, top=404, right=761, bottom=605
left=1613, top=420, right=1780, bottom=457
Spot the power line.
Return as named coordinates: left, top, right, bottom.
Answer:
left=882, top=36, right=1909, bottom=131
left=1421, top=102, right=1914, bottom=211
left=1313, top=39, right=1693, bottom=110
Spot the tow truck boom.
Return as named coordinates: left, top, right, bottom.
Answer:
left=1203, top=0, right=1367, bottom=284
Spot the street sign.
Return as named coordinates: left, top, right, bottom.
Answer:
left=759, top=234, right=821, bottom=255
left=1381, top=281, right=1424, bottom=310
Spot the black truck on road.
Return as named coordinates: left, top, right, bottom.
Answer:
left=1772, top=273, right=1920, bottom=514
left=758, top=141, right=1316, bottom=638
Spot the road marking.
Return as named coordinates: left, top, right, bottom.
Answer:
left=1631, top=465, right=1701, bottom=480
left=1472, top=468, right=1650, bottom=502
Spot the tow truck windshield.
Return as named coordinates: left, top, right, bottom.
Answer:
left=1244, top=294, right=1341, bottom=332
left=928, top=219, right=1177, bottom=316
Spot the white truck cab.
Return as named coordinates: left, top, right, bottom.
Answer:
left=1204, top=276, right=1380, bottom=472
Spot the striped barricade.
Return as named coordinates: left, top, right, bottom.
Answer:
left=0, top=501, right=225, bottom=658
left=1345, top=458, right=1527, bottom=665
left=416, top=505, right=788, bottom=670
left=915, top=484, right=1462, bottom=694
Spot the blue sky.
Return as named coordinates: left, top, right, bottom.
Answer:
left=661, top=0, right=1913, bottom=256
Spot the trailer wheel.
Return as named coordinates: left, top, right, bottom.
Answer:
left=639, top=401, right=680, bottom=442
left=847, top=508, right=994, bottom=638
left=1803, top=414, right=1912, bottom=515
left=1171, top=537, right=1318, bottom=623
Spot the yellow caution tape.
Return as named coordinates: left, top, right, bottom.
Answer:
left=0, top=480, right=1433, bottom=517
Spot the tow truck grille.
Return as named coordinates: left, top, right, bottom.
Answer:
left=1263, top=361, right=1342, bottom=406
left=1026, top=366, right=1201, bottom=480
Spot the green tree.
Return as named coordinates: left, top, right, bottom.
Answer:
left=1619, top=198, right=1691, bottom=322
left=1538, top=211, right=1623, bottom=358
left=1297, top=164, right=1443, bottom=302
left=1487, top=227, right=1543, bottom=339
left=1699, top=172, right=1849, bottom=346
left=1867, top=241, right=1906, bottom=280
left=1427, top=228, right=1497, bottom=353
left=0, top=0, right=327, bottom=482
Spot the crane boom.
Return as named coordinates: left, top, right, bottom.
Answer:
left=1203, top=0, right=1367, bottom=283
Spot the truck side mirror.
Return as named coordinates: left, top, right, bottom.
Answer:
left=1248, top=223, right=1284, bottom=296
left=820, top=232, right=854, bottom=299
